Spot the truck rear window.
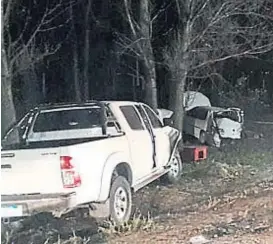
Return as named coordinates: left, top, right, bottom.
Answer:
left=33, top=107, right=102, bottom=132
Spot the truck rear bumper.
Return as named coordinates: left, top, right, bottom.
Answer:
left=1, top=193, right=77, bottom=218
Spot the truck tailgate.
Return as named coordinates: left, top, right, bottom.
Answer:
left=1, top=148, right=66, bottom=195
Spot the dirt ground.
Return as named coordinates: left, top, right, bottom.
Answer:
left=110, top=182, right=273, bottom=244
left=2, top=113, right=273, bottom=244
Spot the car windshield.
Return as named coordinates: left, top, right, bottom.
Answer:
left=214, top=110, right=241, bottom=123
left=33, top=106, right=103, bottom=132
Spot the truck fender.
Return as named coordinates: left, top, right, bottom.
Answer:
left=97, top=151, right=131, bottom=202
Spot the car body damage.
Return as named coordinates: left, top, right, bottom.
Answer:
left=163, top=126, right=181, bottom=163
left=214, top=107, right=244, bottom=140
left=184, top=91, right=211, bottom=111
left=156, top=109, right=181, bottom=158
left=158, top=93, right=244, bottom=147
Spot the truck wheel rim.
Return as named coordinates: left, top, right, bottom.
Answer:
left=114, top=187, right=128, bottom=220
left=170, top=156, right=180, bottom=177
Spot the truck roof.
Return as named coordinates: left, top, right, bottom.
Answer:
left=103, top=101, right=142, bottom=106
left=34, top=100, right=141, bottom=111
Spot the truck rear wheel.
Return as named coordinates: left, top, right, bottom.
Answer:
left=109, top=176, right=132, bottom=225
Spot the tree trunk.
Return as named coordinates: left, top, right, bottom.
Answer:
left=168, top=19, right=191, bottom=144
left=1, top=77, right=17, bottom=136
left=110, top=47, right=119, bottom=99
left=139, top=0, right=158, bottom=110
left=83, top=0, right=92, bottom=101
left=1, top=58, right=16, bottom=135
left=1, top=5, right=17, bottom=136
left=42, top=72, right=46, bottom=101
left=265, top=73, right=273, bottom=108
left=172, top=71, right=186, bottom=133
left=2, top=6, right=16, bottom=135
left=144, top=59, right=158, bottom=110
left=69, top=1, right=81, bottom=102
left=73, top=47, right=81, bottom=102
left=21, top=65, right=40, bottom=111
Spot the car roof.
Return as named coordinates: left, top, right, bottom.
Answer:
left=193, top=106, right=228, bottom=112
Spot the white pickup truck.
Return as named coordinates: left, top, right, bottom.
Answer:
left=1, top=101, right=182, bottom=224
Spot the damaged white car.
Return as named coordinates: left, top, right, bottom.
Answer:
left=158, top=91, right=244, bottom=147
left=184, top=106, right=244, bottom=147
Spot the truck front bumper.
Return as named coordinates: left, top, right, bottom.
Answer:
left=1, top=193, right=77, bottom=219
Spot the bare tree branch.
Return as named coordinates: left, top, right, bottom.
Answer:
left=123, top=0, right=138, bottom=40
left=4, top=0, right=73, bottom=70
left=164, top=0, right=273, bottom=129
left=117, top=0, right=159, bottom=108
left=191, top=44, right=273, bottom=71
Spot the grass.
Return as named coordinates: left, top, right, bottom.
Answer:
left=98, top=212, right=155, bottom=234
left=182, top=146, right=273, bottom=181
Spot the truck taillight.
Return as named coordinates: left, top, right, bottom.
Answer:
left=60, top=156, right=81, bottom=188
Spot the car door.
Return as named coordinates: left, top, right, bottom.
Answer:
left=119, top=105, right=154, bottom=181
left=183, top=108, right=198, bottom=138
left=192, top=107, right=209, bottom=138
left=139, top=104, right=172, bottom=169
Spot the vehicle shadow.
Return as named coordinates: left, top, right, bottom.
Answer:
left=3, top=210, right=108, bottom=244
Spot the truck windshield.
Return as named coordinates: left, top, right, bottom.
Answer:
left=33, top=107, right=103, bottom=132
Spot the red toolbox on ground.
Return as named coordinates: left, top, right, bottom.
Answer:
left=181, top=145, right=208, bottom=163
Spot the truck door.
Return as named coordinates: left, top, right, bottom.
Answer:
left=137, top=105, right=171, bottom=169
left=119, top=105, right=154, bottom=180
left=135, top=105, right=157, bottom=169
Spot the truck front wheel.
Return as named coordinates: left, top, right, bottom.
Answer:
left=109, top=176, right=132, bottom=225
left=163, top=149, right=183, bottom=184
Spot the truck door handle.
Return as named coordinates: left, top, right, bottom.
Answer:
left=1, top=164, right=12, bottom=169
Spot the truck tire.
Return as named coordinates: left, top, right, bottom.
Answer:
left=109, top=176, right=132, bottom=225
left=164, top=149, right=183, bottom=184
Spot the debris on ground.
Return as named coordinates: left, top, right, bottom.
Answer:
left=189, top=235, right=210, bottom=244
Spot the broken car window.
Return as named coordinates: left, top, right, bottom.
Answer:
left=214, top=111, right=240, bottom=122
left=186, top=107, right=208, bottom=120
